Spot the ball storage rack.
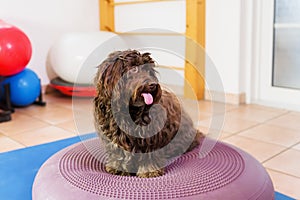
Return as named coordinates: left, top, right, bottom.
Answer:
left=0, top=76, right=46, bottom=123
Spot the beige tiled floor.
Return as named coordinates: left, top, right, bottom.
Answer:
left=0, top=90, right=300, bottom=199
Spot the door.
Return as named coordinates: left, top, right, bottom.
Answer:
left=257, top=0, right=300, bottom=110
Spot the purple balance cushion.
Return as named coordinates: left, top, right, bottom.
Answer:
left=32, top=138, right=274, bottom=200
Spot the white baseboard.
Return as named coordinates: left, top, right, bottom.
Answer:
left=205, top=90, right=246, bottom=105
left=162, top=84, right=246, bottom=105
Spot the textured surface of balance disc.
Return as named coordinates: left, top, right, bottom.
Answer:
left=32, top=138, right=274, bottom=200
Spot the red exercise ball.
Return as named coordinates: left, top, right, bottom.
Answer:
left=0, top=20, right=32, bottom=76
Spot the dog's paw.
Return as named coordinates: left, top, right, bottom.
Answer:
left=105, top=166, right=131, bottom=176
left=137, top=169, right=164, bottom=178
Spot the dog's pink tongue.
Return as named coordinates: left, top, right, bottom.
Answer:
left=141, top=93, right=153, bottom=105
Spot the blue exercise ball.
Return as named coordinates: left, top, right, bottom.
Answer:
left=1, top=68, right=41, bottom=107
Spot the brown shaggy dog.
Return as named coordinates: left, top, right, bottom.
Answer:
left=94, top=50, right=203, bottom=178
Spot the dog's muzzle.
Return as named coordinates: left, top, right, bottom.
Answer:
left=139, top=83, right=160, bottom=105
left=141, top=83, right=158, bottom=105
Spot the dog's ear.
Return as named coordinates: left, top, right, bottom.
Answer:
left=98, top=59, right=125, bottom=93
left=153, top=84, right=162, bottom=104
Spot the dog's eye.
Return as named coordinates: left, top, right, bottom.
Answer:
left=131, top=67, right=138, bottom=73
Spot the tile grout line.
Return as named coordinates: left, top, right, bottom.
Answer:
left=261, top=147, right=292, bottom=164
left=1, top=137, right=28, bottom=150
left=222, top=109, right=292, bottom=141
left=258, top=112, right=300, bottom=164
left=290, top=141, right=300, bottom=151
left=261, top=140, right=300, bottom=165
left=221, top=110, right=298, bottom=165
left=266, top=167, right=300, bottom=180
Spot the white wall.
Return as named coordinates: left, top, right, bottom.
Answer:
left=0, top=0, right=99, bottom=84
left=115, top=0, right=247, bottom=98
left=206, top=0, right=243, bottom=95
left=0, top=0, right=248, bottom=101
left=114, top=0, right=186, bottom=33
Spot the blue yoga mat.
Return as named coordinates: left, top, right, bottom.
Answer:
left=0, top=134, right=295, bottom=200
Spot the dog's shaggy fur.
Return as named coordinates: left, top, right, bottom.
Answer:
left=94, top=50, right=203, bottom=178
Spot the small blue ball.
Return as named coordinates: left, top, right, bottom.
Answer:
left=1, top=68, right=41, bottom=107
